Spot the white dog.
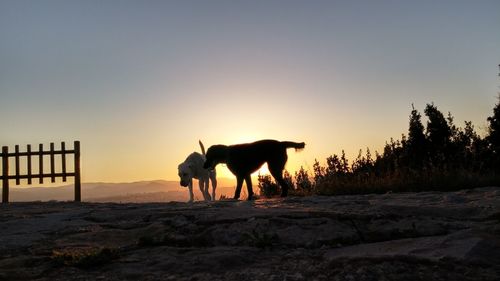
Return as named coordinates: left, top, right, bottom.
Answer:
left=178, top=140, right=217, bottom=202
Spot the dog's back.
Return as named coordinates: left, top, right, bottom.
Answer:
left=183, top=152, right=206, bottom=178
left=229, top=139, right=304, bottom=156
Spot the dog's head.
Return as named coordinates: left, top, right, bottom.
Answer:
left=178, top=162, right=193, bottom=187
left=203, top=145, right=228, bottom=170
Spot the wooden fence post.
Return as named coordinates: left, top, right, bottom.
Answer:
left=39, top=144, right=43, bottom=184
left=74, top=141, right=81, bottom=202
left=50, top=142, right=55, bottom=183
left=61, top=142, right=66, bottom=182
left=15, top=145, right=20, bottom=185
left=2, top=146, right=9, bottom=203
left=27, top=144, right=32, bottom=185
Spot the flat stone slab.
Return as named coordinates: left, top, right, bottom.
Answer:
left=1, top=187, right=500, bottom=280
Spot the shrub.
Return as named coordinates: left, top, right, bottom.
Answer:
left=258, top=174, right=280, bottom=197
left=294, top=166, right=313, bottom=195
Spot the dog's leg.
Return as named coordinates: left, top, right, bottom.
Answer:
left=269, top=160, right=289, bottom=197
left=204, top=179, right=212, bottom=201
left=199, top=180, right=210, bottom=201
left=198, top=180, right=205, bottom=200
left=188, top=180, right=194, bottom=202
left=234, top=176, right=244, bottom=200
left=244, top=175, right=254, bottom=200
left=275, top=176, right=289, bottom=197
left=210, top=173, right=217, bottom=201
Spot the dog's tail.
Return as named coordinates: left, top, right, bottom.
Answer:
left=281, top=141, right=305, bottom=152
left=199, top=140, right=206, bottom=155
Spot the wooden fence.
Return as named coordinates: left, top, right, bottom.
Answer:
left=1, top=141, right=81, bottom=203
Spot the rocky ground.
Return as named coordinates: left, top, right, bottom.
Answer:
left=1, top=187, right=500, bottom=280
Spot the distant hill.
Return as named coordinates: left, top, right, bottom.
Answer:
left=9, top=179, right=240, bottom=202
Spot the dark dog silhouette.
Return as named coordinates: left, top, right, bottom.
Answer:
left=203, top=139, right=305, bottom=200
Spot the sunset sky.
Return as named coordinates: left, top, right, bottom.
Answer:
left=1, top=0, right=499, bottom=184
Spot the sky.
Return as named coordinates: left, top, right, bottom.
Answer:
left=1, top=0, right=499, bottom=184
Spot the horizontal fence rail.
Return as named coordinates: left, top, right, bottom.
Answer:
left=1, top=141, right=81, bottom=203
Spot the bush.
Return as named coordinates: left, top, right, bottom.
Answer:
left=258, top=174, right=280, bottom=197
left=294, top=166, right=313, bottom=195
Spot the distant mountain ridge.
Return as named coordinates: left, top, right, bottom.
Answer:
left=9, top=179, right=238, bottom=202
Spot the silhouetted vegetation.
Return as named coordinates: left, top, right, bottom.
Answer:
left=259, top=97, right=500, bottom=195
left=258, top=174, right=280, bottom=197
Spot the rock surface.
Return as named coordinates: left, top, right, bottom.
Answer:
left=1, top=187, right=500, bottom=280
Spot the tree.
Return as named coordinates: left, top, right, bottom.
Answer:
left=487, top=95, right=500, bottom=152
left=424, top=103, right=452, bottom=165
left=407, top=104, right=427, bottom=168
left=313, top=159, right=325, bottom=183
left=487, top=94, right=500, bottom=168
